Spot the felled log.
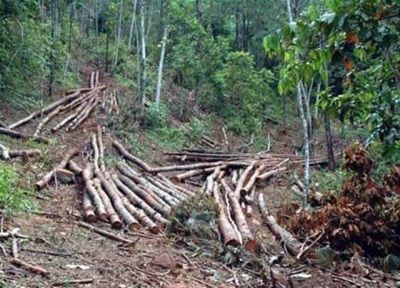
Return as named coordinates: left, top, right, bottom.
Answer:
left=112, top=140, right=153, bottom=172
left=213, top=183, right=242, bottom=246
left=7, top=149, right=42, bottom=159
left=82, top=163, right=107, bottom=221
left=111, top=174, right=167, bottom=225
left=147, top=176, right=186, bottom=202
left=241, top=164, right=268, bottom=195
left=258, top=193, right=301, bottom=256
left=77, top=221, right=133, bottom=244
left=222, top=179, right=256, bottom=251
left=116, top=162, right=176, bottom=207
left=234, top=163, right=255, bottom=199
left=68, top=160, right=83, bottom=175
left=93, top=178, right=123, bottom=229
left=36, top=148, right=79, bottom=190
left=257, top=166, right=287, bottom=181
left=33, top=106, right=62, bottom=137
left=157, top=174, right=195, bottom=197
left=114, top=188, right=160, bottom=234
left=0, top=128, right=49, bottom=144
left=51, top=102, right=87, bottom=133
left=152, top=161, right=225, bottom=173
left=118, top=174, right=171, bottom=216
left=60, top=85, right=105, bottom=113
left=54, top=168, right=75, bottom=184
left=97, top=125, right=105, bottom=171
left=95, top=170, right=139, bottom=230
left=82, top=189, right=97, bottom=222
left=68, top=97, right=99, bottom=131
left=8, top=90, right=82, bottom=129
left=9, top=257, right=49, bottom=276
left=174, top=166, right=220, bottom=182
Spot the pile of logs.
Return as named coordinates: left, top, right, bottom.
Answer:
left=158, top=149, right=333, bottom=251
left=6, top=70, right=107, bottom=136
left=35, top=127, right=193, bottom=234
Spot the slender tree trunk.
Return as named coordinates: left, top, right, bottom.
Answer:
left=68, top=1, right=73, bottom=52
left=288, top=0, right=310, bottom=208
left=105, top=26, right=109, bottom=72
left=297, top=84, right=310, bottom=209
left=49, top=0, right=57, bottom=97
left=128, top=0, right=138, bottom=51
left=140, top=0, right=147, bottom=112
left=155, top=27, right=168, bottom=107
left=324, top=113, right=335, bottom=170
left=194, top=0, right=202, bottom=114
left=114, top=0, right=124, bottom=67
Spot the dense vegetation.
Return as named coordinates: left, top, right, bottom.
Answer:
left=0, top=0, right=399, bottom=199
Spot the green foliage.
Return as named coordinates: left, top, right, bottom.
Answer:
left=143, top=101, right=169, bottom=128
left=265, top=0, right=400, bottom=156
left=0, top=166, right=34, bottom=216
left=147, top=126, right=186, bottom=150
left=312, top=169, right=348, bottom=195
left=185, top=117, right=208, bottom=144
left=218, top=51, right=276, bottom=135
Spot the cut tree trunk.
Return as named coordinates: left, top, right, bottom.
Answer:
left=258, top=193, right=301, bottom=256
left=0, top=128, right=49, bottom=144
left=36, top=148, right=79, bottom=190
left=112, top=140, right=153, bottom=172
left=222, top=179, right=256, bottom=251
left=95, top=170, right=139, bottom=230
left=213, top=183, right=242, bottom=246
left=93, top=178, right=123, bottom=229
left=82, top=163, right=107, bottom=221
left=111, top=174, right=167, bottom=225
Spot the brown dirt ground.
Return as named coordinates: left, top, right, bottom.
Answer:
left=0, top=73, right=393, bottom=288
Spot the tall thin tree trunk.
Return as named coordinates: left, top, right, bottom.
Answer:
left=155, top=27, right=168, bottom=107
left=140, top=0, right=147, bottom=112
left=128, top=0, right=138, bottom=51
left=105, top=26, right=109, bottom=72
left=114, top=0, right=124, bottom=67
left=68, top=1, right=73, bottom=52
left=297, top=84, right=310, bottom=209
left=324, top=113, right=335, bottom=170
left=49, top=0, right=57, bottom=97
left=287, top=0, right=310, bottom=208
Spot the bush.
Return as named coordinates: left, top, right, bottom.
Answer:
left=143, top=101, right=169, bottom=128
left=0, top=166, right=34, bottom=216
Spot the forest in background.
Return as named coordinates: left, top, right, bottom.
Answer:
left=0, top=1, right=400, bottom=286
left=1, top=0, right=399, bottom=205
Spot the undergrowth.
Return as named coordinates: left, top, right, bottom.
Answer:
left=0, top=165, right=35, bottom=216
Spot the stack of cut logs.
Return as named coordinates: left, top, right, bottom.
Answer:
left=5, top=71, right=111, bottom=137
left=35, top=126, right=194, bottom=234
left=160, top=149, right=331, bottom=251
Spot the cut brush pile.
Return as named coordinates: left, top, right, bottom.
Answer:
left=279, top=143, right=400, bottom=258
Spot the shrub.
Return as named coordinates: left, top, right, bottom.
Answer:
left=143, top=101, right=169, bottom=128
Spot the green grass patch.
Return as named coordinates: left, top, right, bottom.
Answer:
left=0, top=165, right=35, bottom=216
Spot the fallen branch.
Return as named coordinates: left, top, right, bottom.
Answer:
left=77, top=221, right=133, bottom=244
left=0, top=127, right=49, bottom=144
left=258, top=193, right=301, bottom=256
left=51, top=278, right=94, bottom=287
left=9, top=257, right=49, bottom=276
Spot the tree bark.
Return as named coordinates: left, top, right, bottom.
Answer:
left=155, top=26, right=168, bottom=107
